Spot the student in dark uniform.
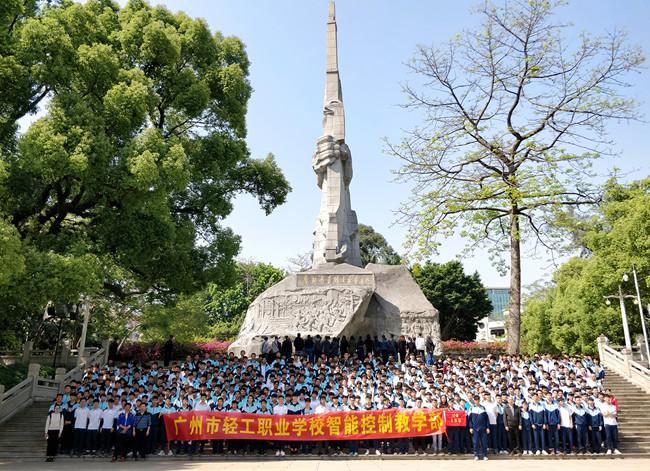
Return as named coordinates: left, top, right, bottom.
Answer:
left=544, top=393, right=561, bottom=454
left=529, top=393, right=547, bottom=455
left=133, top=403, right=151, bottom=460
left=586, top=398, right=603, bottom=454
left=468, top=395, right=490, bottom=461
left=519, top=402, right=533, bottom=455
left=60, top=397, right=77, bottom=455
left=572, top=397, right=589, bottom=455
left=286, top=394, right=304, bottom=455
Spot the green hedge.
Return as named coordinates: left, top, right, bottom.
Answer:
left=0, top=362, right=55, bottom=390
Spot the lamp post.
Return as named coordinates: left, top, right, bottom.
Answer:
left=624, top=267, right=650, bottom=367
left=603, top=285, right=634, bottom=351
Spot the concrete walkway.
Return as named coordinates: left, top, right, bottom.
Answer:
left=1, top=459, right=649, bottom=471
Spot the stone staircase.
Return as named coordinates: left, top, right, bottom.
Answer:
left=603, top=367, right=650, bottom=454
left=0, top=400, right=48, bottom=458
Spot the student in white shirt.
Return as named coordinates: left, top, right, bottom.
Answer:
left=273, top=396, right=289, bottom=456
left=601, top=395, right=622, bottom=455
left=87, top=399, right=103, bottom=454
left=73, top=399, right=90, bottom=456
left=100, top=399, right=117, bottom=456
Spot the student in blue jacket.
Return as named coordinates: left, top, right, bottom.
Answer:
left=468, top=395, right=490, bottom=461
left=586, top=398, right=604, bottom=454
left=571, top=397, right=589, bottom=454
left=544, top=393, right=561, bottom=454
left=529, top=393, right=548, bottom=455
left=112, top=403, right=134, bottom=462
left=519, top=401, right=533, bottom=455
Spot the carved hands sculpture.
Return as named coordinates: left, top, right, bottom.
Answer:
left=312, top=134, right=351, bottom=188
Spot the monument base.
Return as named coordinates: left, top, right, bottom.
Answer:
left=229, top=263, right=442, bottom=356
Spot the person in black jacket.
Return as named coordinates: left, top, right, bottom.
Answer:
left=322, top=336, right=332, bottom=358
left=364, top=335, right=374, bottom=358
left=304, top=335, right=315, bottom=362
left=293, top=333, right=305, bottom=357
left=281, top=336, right=292, bottom=358
left=313, top=335, right=323, bottom=360
left=339, top=335, right=349, bottom=356
left=162, top=335, right=173, bottom=367
left=61, top=398, right=76, bottom=455
left=504, top=396, right=521, bottom=454
left=356, top=336, right=365, bottom=358
left=397, top=335, right=407, bottom=363
left=406, top=337, right=417, bottom=356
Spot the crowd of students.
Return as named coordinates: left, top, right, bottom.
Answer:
left=43, top=333, right=622, bottom=461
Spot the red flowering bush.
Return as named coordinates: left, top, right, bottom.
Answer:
left=117, top=340, right=232, bottom=364
left=442, top=340, right=506, bottom=354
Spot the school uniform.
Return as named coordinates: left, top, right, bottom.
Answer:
left=601, top=403, right=619, bottom=453
left=73, top=406, right=90, bottom=456
left=468, top=405, right=489, bottom=459
left=447, top=402, right=465, bottom=454
left=587, top=406, right=603, bottom=453
left=100, top=407, right=116, bottom=455
left=545, top=401, right=561, bottom=452
left=519, top=409, right=533, bottom=453
left=572, top=404, right=589, bottom=453
left=529, top=401, right=546, bottom=453
left=558, top=405, right=574, bottom=453
left=495, top=404, right=507, bottom=452
left=60, top=405, right=76, bottom=454
left=87, top=407, right=102, bottom=453
left=147, top=404, right=162, bottom=453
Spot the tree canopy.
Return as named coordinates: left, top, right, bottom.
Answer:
left=388, top=0, right=643, bottom=353
left=411, top=261, right=492, bottom=341
left=521, top=178, right=650, bottom=354
left=358, top=224, right=402, bottom=266
left=0, top=0, right=290, bottom=348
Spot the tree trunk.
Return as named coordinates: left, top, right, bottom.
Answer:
left=507, top=210, right=522, bottom=354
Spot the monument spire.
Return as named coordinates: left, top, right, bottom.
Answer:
left=312, top=1, right=361, bottom=267
left=324, top=0, right=344, bottom=140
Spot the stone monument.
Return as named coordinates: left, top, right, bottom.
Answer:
left=229, top=2, right=442, bottom=355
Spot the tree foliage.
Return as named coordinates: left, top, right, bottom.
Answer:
left=388, top=0, right=643, bottom=353
left=358, top=224, right=402, bottom=266
left=0, top=0, right=290, bottom=348
left=521, top=178, right=650, bottom=354
left=205, top=261, right=285, bottom=324
left=411, top=261, right=492, bottom=341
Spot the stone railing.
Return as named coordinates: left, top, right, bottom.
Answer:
left=598, top=334, right=650, bottom=394
left=0, top=345, right=108, bottom=425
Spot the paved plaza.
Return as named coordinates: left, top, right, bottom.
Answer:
left=1, top=459, right=649, bottom=471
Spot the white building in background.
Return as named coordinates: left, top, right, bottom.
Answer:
left=476, top=287, right=510, bottom=341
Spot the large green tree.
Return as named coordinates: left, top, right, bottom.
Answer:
left=0, top=0, right=290, bottom=347
left=521, top=178, right=650, bottom=354
left=411, top=261, right=492, bottom=341
left=388, top=0, right=643, bottom=353
left=358, top=224, right=402, bottom=266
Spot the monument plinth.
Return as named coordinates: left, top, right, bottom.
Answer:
left=229, top=2, right=442, bottom=355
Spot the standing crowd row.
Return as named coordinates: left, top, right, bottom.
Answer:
left=43, top=334, right=621, bottom=461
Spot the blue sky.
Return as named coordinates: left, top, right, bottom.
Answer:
left=118, top=1, right=649, bottom=286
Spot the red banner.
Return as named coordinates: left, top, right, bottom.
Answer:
left=443, top=409, right=467, bottom=427
left=163, top=408, right=456, bottom=442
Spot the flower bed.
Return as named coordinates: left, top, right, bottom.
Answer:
left=442, top=340, right=507, bottom=356
left=117, top=340, right=232, bottom=364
